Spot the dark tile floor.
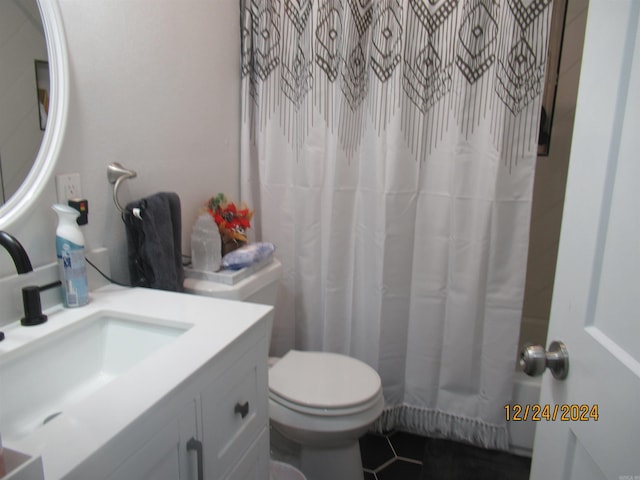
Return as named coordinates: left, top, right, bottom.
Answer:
left=359, top=431, right=532, bottom=480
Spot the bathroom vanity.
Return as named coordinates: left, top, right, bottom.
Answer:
left=0, top=286, right=273, bottom=480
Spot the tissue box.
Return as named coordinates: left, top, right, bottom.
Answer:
left=2, top=448, right=44, bottom=480
left=185, top=256, right=273, bottom=285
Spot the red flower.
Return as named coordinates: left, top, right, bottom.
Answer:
left=205, top=193, right=254, bottom=243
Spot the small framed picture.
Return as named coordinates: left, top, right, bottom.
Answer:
left=35, top=60, right=50, bottom=130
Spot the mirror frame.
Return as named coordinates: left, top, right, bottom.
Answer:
left=0, top=0, right=69, bottom=229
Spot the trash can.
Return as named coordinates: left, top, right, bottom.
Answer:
left=270, top=460, right=306, bottom=480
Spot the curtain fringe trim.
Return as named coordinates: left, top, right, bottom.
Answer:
left=373, top=404, right=510, bottom=451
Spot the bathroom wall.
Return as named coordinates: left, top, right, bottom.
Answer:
left=520, top=0, right=589, bottom=349
left=0, top=0, right=241, bottom=282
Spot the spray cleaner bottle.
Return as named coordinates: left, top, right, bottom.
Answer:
left=53, top=204, right=89, bottom=307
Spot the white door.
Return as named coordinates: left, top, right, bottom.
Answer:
left=529, top=1, right=640, bottom=479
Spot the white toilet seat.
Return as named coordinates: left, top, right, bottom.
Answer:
left=268, top=350, right=382, bottom=416
left=269, top=389, right=383, bottom=417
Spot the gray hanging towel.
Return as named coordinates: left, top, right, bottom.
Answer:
left=123, top=192, right=184, bottom=292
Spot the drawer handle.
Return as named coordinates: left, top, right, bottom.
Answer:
left=186, top=437, right=204, bottom=480
left=234, top=401, right=250, bottom=419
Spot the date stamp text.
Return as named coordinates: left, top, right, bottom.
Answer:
left=504, top=403, right=599, bottom=422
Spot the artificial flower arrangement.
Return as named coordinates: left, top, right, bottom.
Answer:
left=207, top=193, right=254, bottom=254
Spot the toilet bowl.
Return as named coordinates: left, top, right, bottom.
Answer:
left=269, top=350, right=384, bottom=480
left=184, top=258, right=384, bottom=480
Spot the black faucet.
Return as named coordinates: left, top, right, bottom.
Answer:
left=0, top=230, right=33, bottom=273
left=0, top=230, right=61, bottom=328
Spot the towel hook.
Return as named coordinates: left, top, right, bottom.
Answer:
left=107, top=162, right=137, bottom=214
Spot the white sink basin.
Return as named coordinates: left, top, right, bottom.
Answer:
left=0, top=311, right=190, bottom=441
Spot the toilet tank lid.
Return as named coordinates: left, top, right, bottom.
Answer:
left=269, top=350, right=382, bottom=409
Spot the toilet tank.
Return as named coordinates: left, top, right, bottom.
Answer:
left=184, top=258, right=282, bottom=305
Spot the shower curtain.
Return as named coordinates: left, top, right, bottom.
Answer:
left=240, top=0, right=552, bottom=450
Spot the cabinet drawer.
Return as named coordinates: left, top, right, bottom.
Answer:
left=200, top=342, right=268, bottom=478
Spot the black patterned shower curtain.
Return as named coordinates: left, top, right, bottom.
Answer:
left=240, top=0, right=552, bottom=449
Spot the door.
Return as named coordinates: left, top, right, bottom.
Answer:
left=529, top=1, right=640, bottom=479
left=107, top=401, right=199, bottom=480
left=200, top=344, right=267, bottom=478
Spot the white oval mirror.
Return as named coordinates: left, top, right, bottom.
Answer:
left=0, top=0, right=68, bottom=229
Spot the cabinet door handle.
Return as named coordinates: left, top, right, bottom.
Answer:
left=186, top=437, right=204, bottom=480
left=234, top=401, right=250, bottom=419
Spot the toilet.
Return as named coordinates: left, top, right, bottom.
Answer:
left=184, top=258, right=384, bottom=480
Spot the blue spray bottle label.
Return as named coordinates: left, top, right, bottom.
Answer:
left=56, top=236, right=89, bottom=307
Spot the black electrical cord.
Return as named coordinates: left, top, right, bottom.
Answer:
left=85, top=256, right=132, bottom=288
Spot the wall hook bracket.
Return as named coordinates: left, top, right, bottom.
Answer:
left=107, top=162, right=137, bottom=214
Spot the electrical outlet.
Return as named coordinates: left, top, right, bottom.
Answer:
left=55, top=173, right=83, bottom=203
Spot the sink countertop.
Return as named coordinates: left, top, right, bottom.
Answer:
left=0, top=285, right=273, bottom=479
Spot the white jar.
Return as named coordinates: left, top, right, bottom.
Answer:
left=190, top=213, right=222, bottom=272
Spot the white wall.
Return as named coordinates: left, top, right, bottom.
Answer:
left=0, top=0, right=241, bottom=284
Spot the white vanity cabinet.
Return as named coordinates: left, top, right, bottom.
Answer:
left=3, top=288, right=272, bottom=480
left=102, top=324, right=270, bottom=480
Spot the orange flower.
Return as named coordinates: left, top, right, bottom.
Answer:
left=206, top=193, right=254, bottom=243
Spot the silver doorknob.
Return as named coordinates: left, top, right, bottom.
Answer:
left=519, top=341, right=569, bottom=380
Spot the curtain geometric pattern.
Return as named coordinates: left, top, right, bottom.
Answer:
left=241, top=0, right=552, bottom=168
